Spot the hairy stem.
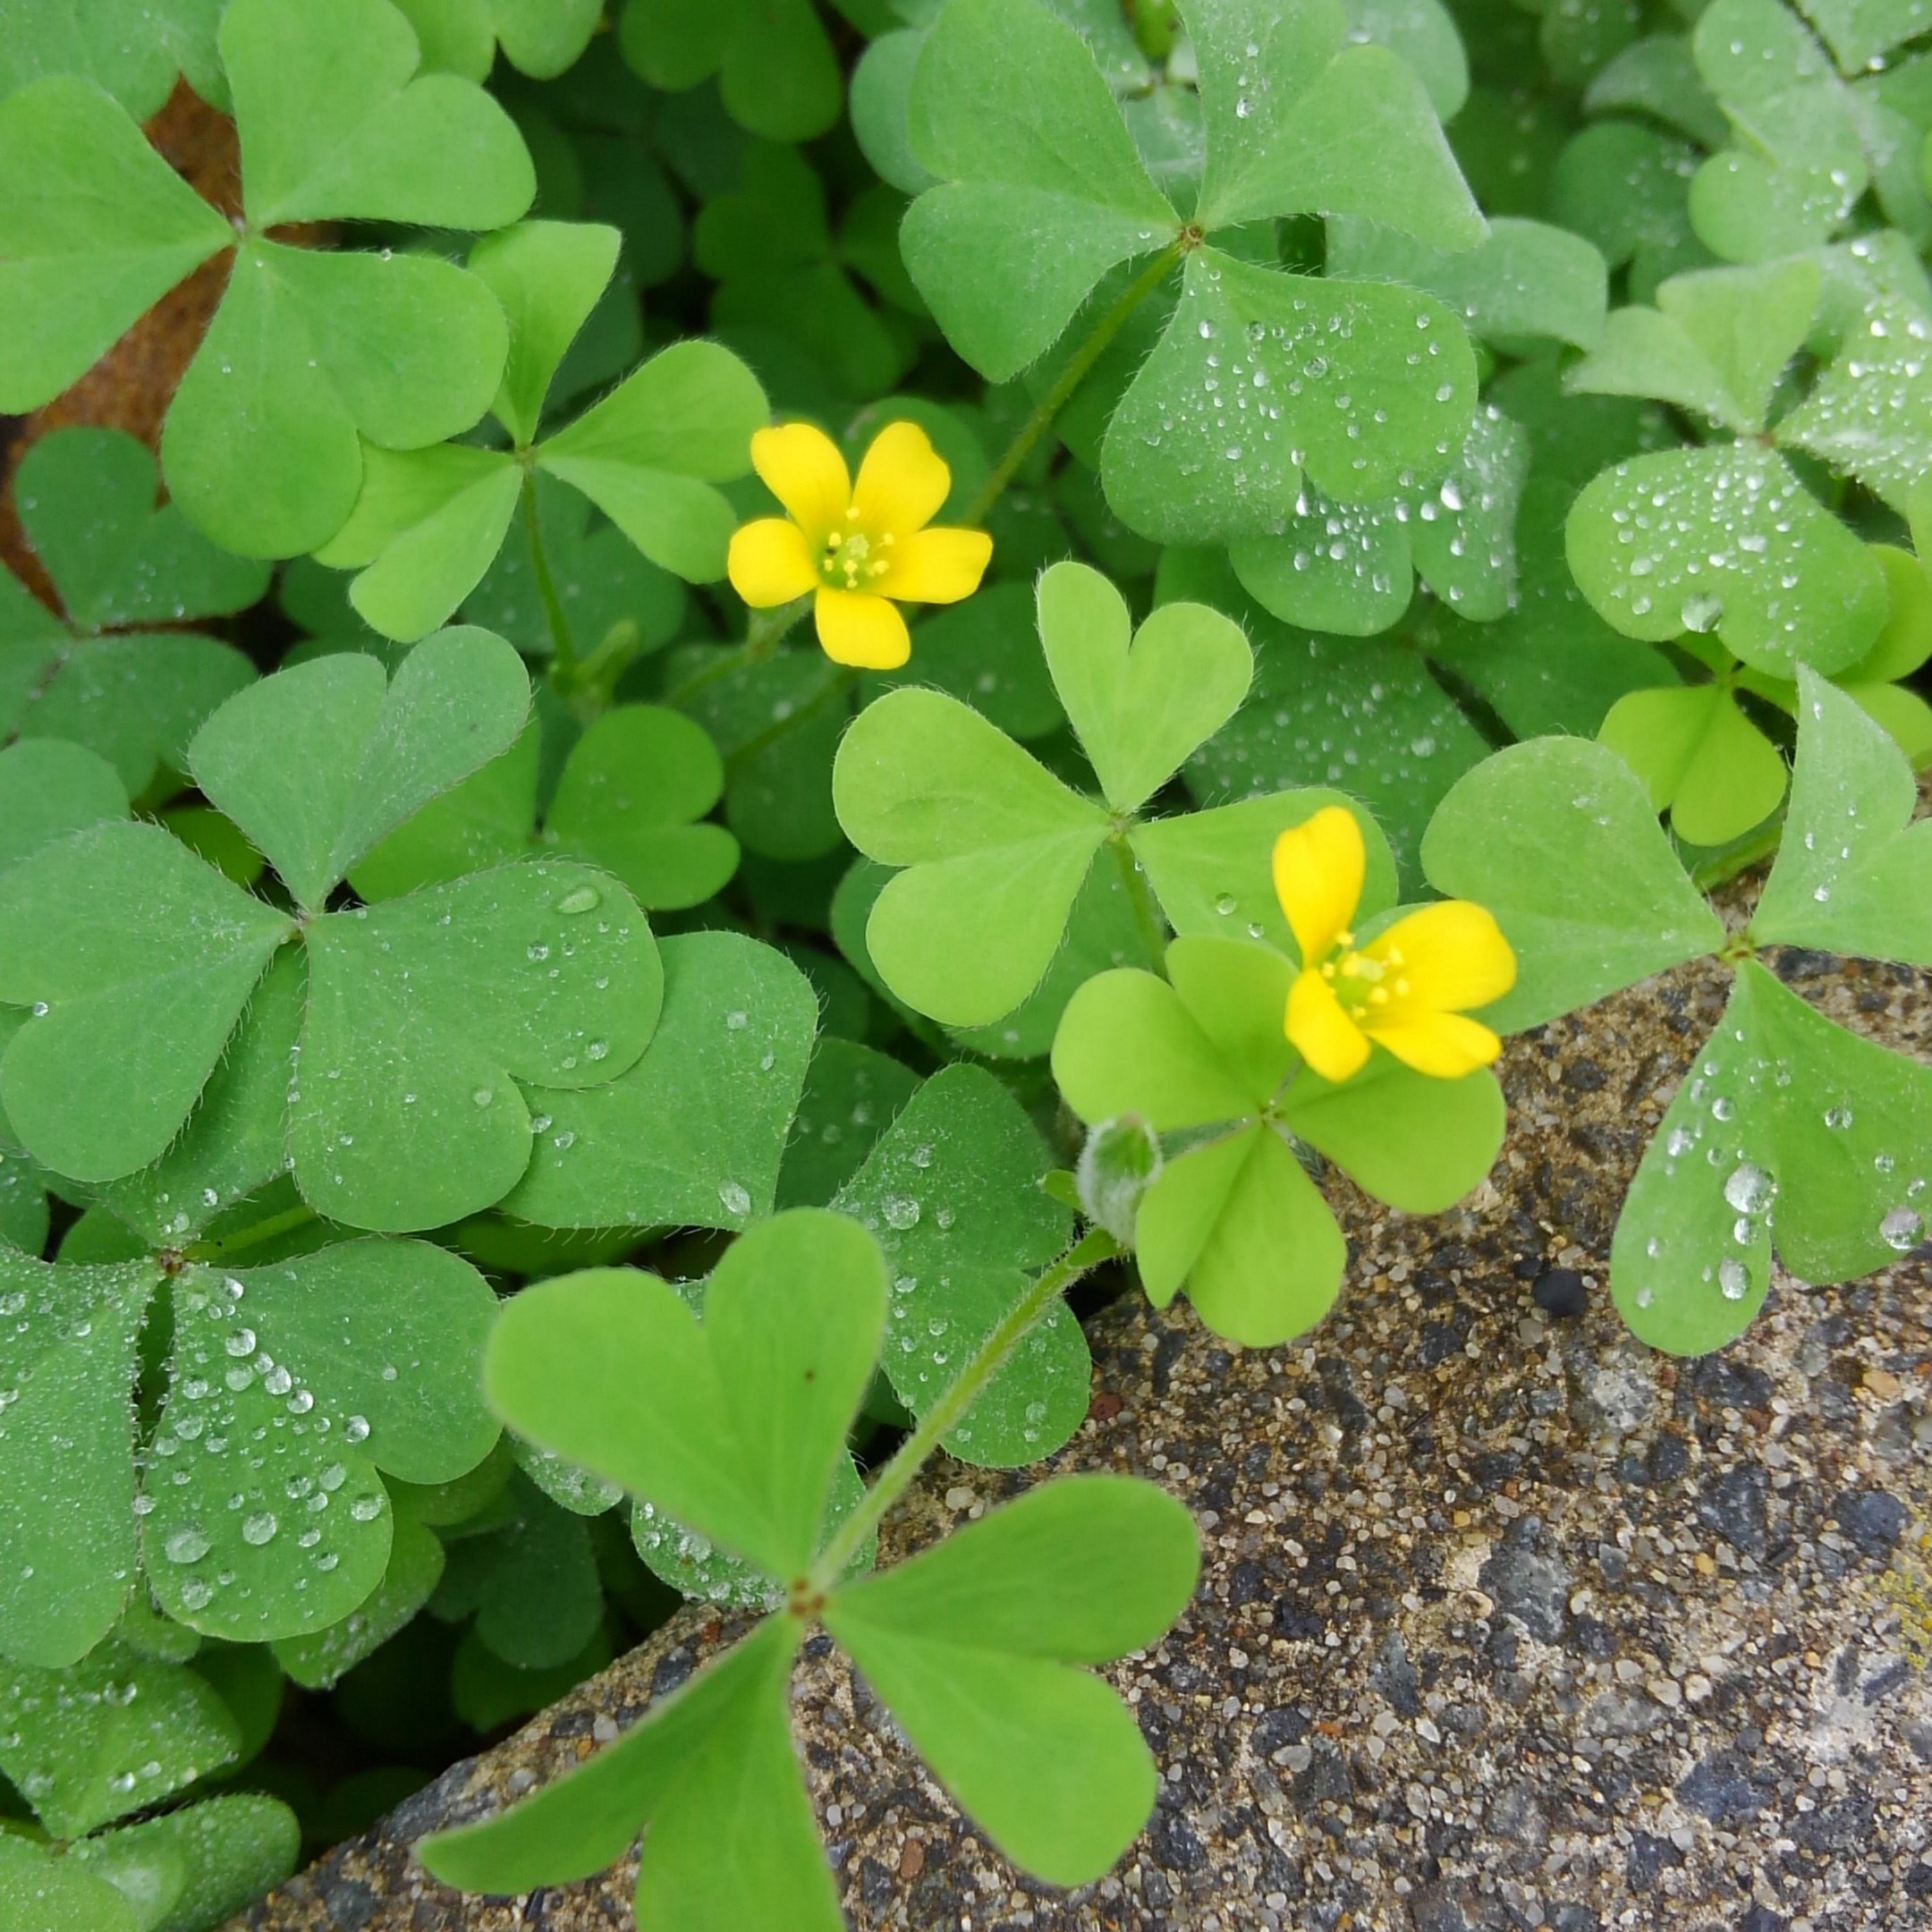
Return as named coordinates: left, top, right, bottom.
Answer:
left=182, top=1204, right=320, bottom=1265
left=521, top=472, right=579, bottom=686
left=962, top=233, right=1190, bottom=530
left=1111, top=831, right=1169, bottom=972
left=662, top=595, right=813, bottom=708
left=808, top=1226, right=1121, bottom=1592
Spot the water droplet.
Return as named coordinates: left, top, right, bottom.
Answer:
left=1824, top=1106, right=1853, bottom=1130
left=718, top=1181, right=751, bottom=1218
left=242, top=1513, right=277, bottom=1546
left=1717, top=1258, right=1750, bottom=1301
left=555, top=885, right=601, bottom=915
left=882, top=1195, right=921, bottom=1230
left=163, top=1528, right=210, bottom=1564
left=1880, top=1207, right=1923, bottom=1251
left=1723, top=1163, right=1775, bottom=1216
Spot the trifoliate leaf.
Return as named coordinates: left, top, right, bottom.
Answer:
left=1550, top=121, right=1707, bottom=296
left=1612, top=959, right=1932, bottom=1353
left=190, top=627, right=532, bottom=912
left=823, top=1477, right=1199, bottom=1885
left=1037, top=561, right=1251, bottom=814
left=833, top=1063, right=1082, bottom=1467
left=1420, top=737, right=1725, bottom=1030
left=471, top=221, right=623, bottom=446
left=396, top=0, right=605, bottom=79
left=1753, top=668, right=1932, bottom=964
left=420, top=1616, right=840, bottom=1928
left=69, top=1793, right=302, bottom=1932
left=0, top=1641, right=239, bottom=1837
left=142, top=1242, right=499, bottom=1640
left=864, top=581, right=1065, bottom=742
left=433, top=1472, right=603, bottom=1667
left=0, top=0, right=195, bottom=119
left=0, top=740, right=127, bottom=875
left=1779, top=298, right=1932, bottom=513
left=504, top=931, right=817, bottom=1232
left=620, top=0, right=843, bottom=141
left=1565, top=444, right=1889, bottom=677
left=0, top=1834, right=139, bottom=1932
left=0, top=824, right=293, bottom=1182
left=484, top=1211, right=887, bottom=1581
left=777, top=1038, right=922, bottom=1210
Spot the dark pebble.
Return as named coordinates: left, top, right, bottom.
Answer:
left=1533, top=1267, right=1589, bottom=1318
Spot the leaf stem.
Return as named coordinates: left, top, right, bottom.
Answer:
left=1110, top=831, right=1169, bottom=972
left=807, top=1226, right=1121, bottom=1592
left=661, top=596, right=814, bottom=708
left=521, top=472, right=579, bottom=687
left=182, top=1204, right=320, bottom=1265
left=962, top=232, right=1191, bottom=530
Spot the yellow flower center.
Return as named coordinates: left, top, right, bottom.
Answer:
left=1317, top=934, right=1411, bottom=1013
left=821, top=512, right=894, bottom=590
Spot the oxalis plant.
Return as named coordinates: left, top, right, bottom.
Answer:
left=0, top=0, right=1930, bottom=1927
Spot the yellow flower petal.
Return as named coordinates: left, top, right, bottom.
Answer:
left=1285, top=969, right=1370, bottom=1083
left=727, top=517, right=818, bottom=607
left=751, top=422, right=850, bottom=541
left=852, top=420, right=951, bottom=536
left=1271, top=806, right=1365, bottom=967
left=815, top=588, right=911, bottom=670
left=877, top=526, right=992, bottom=605
left=1362, top=1010, right=1502, bottom=1079
left=1366, top=901, right=1516, bottom=1015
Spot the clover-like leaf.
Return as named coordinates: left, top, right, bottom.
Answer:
left=0, top=1641, right=239, bottom=1837
left=484, top=1210, right=887, bottom=1582
left=1779, top=294, right=1932, bottom=513
left=0, top=0, right=216, bottom=119
left=1753, top=668, right=1932, bottom=965
left=1421, top=737, right=1725, bottom=1030
left=0, top=740, right=127, bottom=877
left=1597, top=679, right=1791, bottom=848
left=1612, top=958, right=1932, bottom=1354
left=190, top=627, right=531, bottom=911
left=433, top=1470, right=604, bottom=1667
left=1037, top=561, right=1251, bottom=813
left=823, top=1478, right=1199, bottom=1884
left=0, top=1831, right=139, bottom=1932
left=777, top=1038, right=922, bottom=1210
left=620, top=0, right=843, bottom=141
left=67, top=1793, right=302, bottom=1932
left=834, top=1064, right=1081, bottom=1468
left=394, top=0, right=605, bottom=80
left=503, top=931, right=818, bottom=1233
left=352, top=707, right=740, bottom=911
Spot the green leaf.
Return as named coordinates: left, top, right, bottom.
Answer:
left=1780, top=296, right=1932, bottom=513
left=1612, top=959, right=1932, bottom=1352
left=834, top=686, right=1108, bottom=1026
left=1550, top=120, right=1707, bottom=292
left=1282, top=1055, right=1504, bottom=1213
left=1565, top=444, right=1889, bottom=677
left=505, top=930, right=816, bottom=1232
left=293, top=859, right=659, bottom=1231
left=1598, top=681, right=1789, bottom=848
left=1141, top=1124, right=1347, bottom=1344
left=833, top=1064, right=1081, bottom=1467
left=13, top=428, right=271, bottom=631
left=189, top=627, right=532, bottom=912
left=162, top=241, right=513, bottom=558
left=272, top=1493, right=446, bottom=1689
left=1103, top=249, right=1479, bottom=543
left=145, top=1242, right=501, bottom=1639
left=777, top=1038, right=922, bottom=1210
left=0, top=1, right=186, bottom=119
left=824, top=1476, right=1198, bottom=1885
left=1328, top=213, right=1606, bottom=350
left=470, top=221, right=622, bottom=446
left=865, top=581, right=1065, bottom=742
left=1563, top=258, right=1819, bottom=434
left=421, top=1615, right=838, bottom=1930
left=434, top=1472, right=603, bottom=1667
left=621, top=0, right=843, bottom=142
left=0, top=1251, right=160, bottom=1665
left=1190, top=0, right=1480, bottom=240
left=901, top=0, right=1175, bottom=381
left=0, top=824, right=292, bottom=1182
left=0, top=1835, right=140, bottom=1932
left=485, top=1210, right=887, bottom=1580
left=1754, top=669, right=1932, bottom=964
left=1420, top=737, right=1725, bottom=1030
left=0, top=76, right=230, bottom=411
left=0, top=740, right=127, bottom=876
left=0, top=1641, right=239, bottom=1837
left=225, top=0, right=534, bottom=229
left=536, top=340, right=770, bottom=581
left=1037, top=561, right=1251, bottom=813
left=69, top=1793, right=301, bottom=1932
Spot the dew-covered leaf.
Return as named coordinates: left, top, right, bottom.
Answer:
left=777, top=1038, right=922, bottom=1210
left=0, top=740, right=127, bottom=876
left=1779, top=299, right=1932, bottom=513
left=143, top=1241, right=500, bottom=1640
left=0, top=1640, right=239, bottom=1837
left=833, top=1064, right=1081, bottom=1468
left=0, top=824, right=292, bottom=1182
left=0, top=1833, right=140, bottom=1932
left=823, top=1476, right=1198, bottom=1885
left=504, top=931, right=815, bottom=1232
left=1420, top=736, right=1725, bottom=1030
left=621, top=0, right=843, bottom=142
left=69, top=1792, right=301, bottom=1932
left=433, top=1471, right=603, bottom=1667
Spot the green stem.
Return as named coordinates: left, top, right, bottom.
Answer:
left=662, top=596, right=812, bottom=708
left=1111, top=831, right=1169, bottom=972
left=728, top=665, right=856, bottom=769
left=808, top=1227, right=1121, bottom=1593
left=182, top=1204, right=320, bottom=1265
left=521, top=472, right=578, bottom=686
left=962, top=233, right=1190, bottom=530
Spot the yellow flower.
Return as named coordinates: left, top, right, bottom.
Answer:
left=726, top=419, right=992, bottom=671
left=1271, top=805, right=1516, bottom=1083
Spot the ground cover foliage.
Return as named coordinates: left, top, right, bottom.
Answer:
left=0, top=0, right=1930, bottom=1924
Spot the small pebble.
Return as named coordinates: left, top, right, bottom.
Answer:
left=1533, top=1267, right=1589, bottom=1318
